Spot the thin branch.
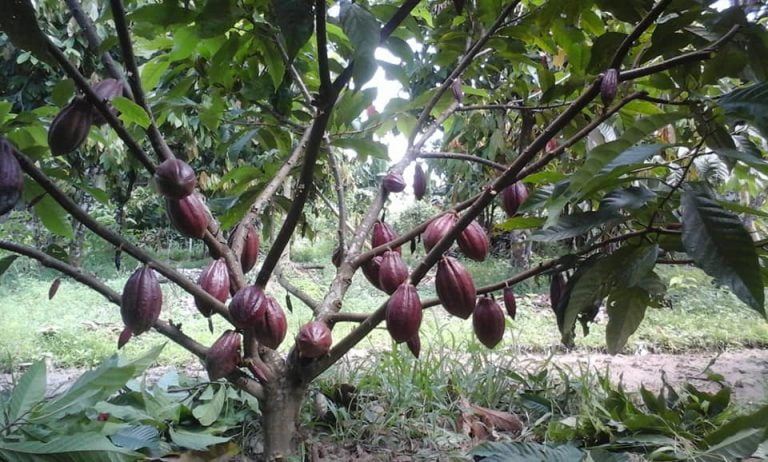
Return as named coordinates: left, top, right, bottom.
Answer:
left=315, top=0, right=332, bottom=98
left=317, top=190, right=356, bottom=238
left=416, top=151, right=505, bottom=171
left=609, top=0, right=673, bottom=69
left=328, top=150, right=347, bottom=250
left=637, top=94, right=697, bottom=106
left=455, top=102, right=570, bottom=112
left=275, top=264, right=320, bottom=312
left=328, top=312, right=368, bottom=323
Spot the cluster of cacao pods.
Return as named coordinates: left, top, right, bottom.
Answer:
left=423, top=212, right=489, bottom=261
left=152, top=157, right=212, bottom=240
left=0, top=139, right=24, bottom=216
left=228, top=285, right=287, bottom=349
left=365, top=220, right=409, bottom=294
left=118, top=266, right=162, bottom=348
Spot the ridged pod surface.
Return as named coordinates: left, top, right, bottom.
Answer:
left=229, top=285, right=267, bottom=330
left=166, top=193, right=210, bottom=239
left=372, top=220, right=400, bottom=254
left=406, top=334, right=421, bottom=358
left=361, top=255, right=383, bottom=289
left=228, top=224, right=260, bottom=274
left=413, top=163, right=426, bottom=200
left=48, top=98, right=93, bottom=156
left=383, top=172, right=406, bottom=193
left=501, top=182, right=528, bottom=217
left=435, top=256, right=476, bottom=319
left=195, top=258, right=230, bottom=317
left=119, top=266, right=162, bottom=348
left=205, top=330, right=241, bottom=381
left=378, top=250, right=409, bottom=295
left=472, top=296, right=505, bottom=349
left=601, top=68, right=619, bottom=105
left=0, top=139, right=23, bottom=216
left=457, top=220, right=489, bottom=261
left=297, top=321, right=332, bottom=358
left=90, top=79, right=123, bottom=125
left=386, top=283, right=422, bottom=343
left=423, top=212, right=457, bottom=252
left=154, top=158, right=196, bottom=199
left=253, top=295, right=287, bottom=349
left=503, top=286, right=517, bottom=319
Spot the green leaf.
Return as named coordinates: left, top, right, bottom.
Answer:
left=6, top=361, right=46, bottom=423
left=192, top=385, right=226, bottom=426
left=332, top=137, right=388, bottom=160
left=599, top=186, right=656, bottom=212
left=700, top=428, right=767, bottom=461
left=0, top=432, right=139, bottom=462
left=469, top=441, right=585, bottom=461
left=273, top=0, right=314, bottom=61
left=169, top=427, right=231, bottom=451
left=0, top=0, right=53, bottom=65
left=605, top=287, right=649, bottom=354
left=33, top=196, right=74, bottom=239
left=0, top=255, right=18, bottom=277
left=495, top=216, right=545, bottom=232
left=51, top=80, right=75, bottom=108
left=109, top=425, right=160, bottom=452
left=681, top=186, right=765, bottom=317
left=531, top=211, right=623, bottom=242
left=130, top=3, right=195, bottom=27
left=340, top=1, right=381, bottom=88
left=112, top=97, right=150, bottom=129
left=196, top=0, right=239, bottom=38
left=718, top=81, right=768, bottom=139
left=139, top=56, right=170, bottom=94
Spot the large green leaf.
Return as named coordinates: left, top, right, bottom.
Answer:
left=112, top=97, right=151, bottom=129
left=469, top=441, right=585, bottom=461
left=273, top=0, right=314, bottom=61
left=681, top=186, right=765, bottom=317
left=605, top=287, right=649, bottom=354
left=168, top=427, right=230, bottom=451
left=718, top=81, right=768, bottom=139
left=109, top=425, right=160, bottom=452
left=33, top=196, right=74, bottom=239
left=6, top=361, right=46, bottom=424
left=0, top=255, right=18, bottom=278
left=192, top=385, right=225, bottom=426
left=699, top=428, right=767, bottom=461
left=0, top=433, right=139, bottom=462
left=531, top=211, right=623, bottom=242
left=340, top=1, right=381, bottom=88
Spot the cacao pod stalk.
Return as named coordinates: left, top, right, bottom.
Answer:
left=0, top=139, right=23, bottom=216
left=205, top=330, right=241, bottom=381
left=297, top=321, right=332, bottom=358
left=423, top=212, right=458, bottom=252
left=253, top=296, right=287, bottom=350
left=386, top=283, right=422, bottom=343
left=435, top=256, right=476, bottom=319
left=154, top=158, right=197, bottom=199
left=119, top=266, right=162, bottom=348
left=378, top=250, right=409, bottom=295
left=457, top=219, right=490, bottom=261
left=472, top=296, right=505, bottom=349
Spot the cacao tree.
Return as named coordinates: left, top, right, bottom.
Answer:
left=1, top=0, right=768, bottom=459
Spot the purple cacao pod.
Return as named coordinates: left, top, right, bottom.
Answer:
left=503, top=286, right=517, bottom=319
left=457, top=219, right=489, bottom=261
left=601, top=68, right=619, bottom=106
left=372, top=220, right=400, bottom=254
left=423, top=212, right=458, bottom=252
left=297, top=321, right=332, bottom=358
left=253, top=295, right=287, bottom=350
left=361, top=255, right=383, bottom=289
left=550, top=273, right=566, bottom=314
left=228, top=224, right=260, bottom=273
left=205, top=330, right=242, bottom=381
left=90, top=79, right=124, bottom=126
left=383, top=172, right=406, bottom=193
left=472, top=296, right=505, bottom=349
left=195, top=258, right=230, bottom=317
left=378, top=250, right=409, bottom=295
left=386, top=282, right=422, bottom=343
left=166, top=193, right=210, bottom=239
left=406, top=334, right=421, bottom=358
left=154, top=158, right=196, bottom=199
left=435, top=256, right=476, bottom=319
left=501, top=182, right=528, bottom=217
left=0, top=139, right=23, bottom=216
left=413, top=163, right=427, bottom=200
left=229, top=285, right=267, bottom=330
left=48, top=97, right=93, bottom=156
left=119, top=266, right=162, bottom=348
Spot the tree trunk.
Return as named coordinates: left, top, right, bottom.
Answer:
left=260, top=378, right=306, bottom=461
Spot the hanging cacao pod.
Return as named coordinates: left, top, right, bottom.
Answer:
left=154, top=158, right=196, bottom=199
left=372, top=220, right=401, bottom=254
left=118, top=266, right=162, bottom=348
left=90, top=79, right=124, bottom=126
left=297, top=321, right=332, bottom=358
left=550, top=272, right=566, bottom=314
left=205, top=330, right=241, bottom=381
left=472, top=296, right=505, bottom=349
left=0, top=139, right=23, bottom=216
left=386, top=282, right=422, bottom=343
left=195, top=258, right=230, bottom=318
left=601, top=68, right=619, bottom=106
left=423, top=212, right=458, bottom=252
left=435, top=256, right=476, bottom=319
left=48, top=97, right=93, bottom=156
left=503, top=286, right=517, bottom=319
left=413, top=163, right=427, bottom=200
left=378, top=250, right=409, bottom=295
left=500, top=182, right=528, bottom=217
left=166, top=193, right=210, bottom=239
left=229, top=285, right=267, bottom=330
left=332, top=245, right=344, bottom=268
left=228, top=224, right=260, bottom=274
left=253, top=295, right=287, bottom=350
left=457, top=219, right=489, bottom=261
left=382, top=172, right=406, bottom=193
left=361, top=255, right=383, bottom=289
left=406, top=334, right=421, bottom=359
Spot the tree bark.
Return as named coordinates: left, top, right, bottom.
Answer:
left=260, top=378, right=306, bottom=461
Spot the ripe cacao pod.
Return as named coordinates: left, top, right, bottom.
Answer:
left=413, top=163, right=427, bottom=200
left=90, top=79, right=123, bottom=126
left=383, top=172, right=406, bottom=193
left=406, top=334, right=421, bottom=359
left=154, top=158, right=196, bottom=199
left=457, top=219, right=489, bottom=261
left=253, top=295, right=287, bottom=350
left=503, top=286, right=517, bottom=319
left=435, top=256, right=476, bottom=319
left=550, top=272, right=566, bottom=314
left=166, top=193, right=210, bottom=239
left=423, top=212, right=458, bottom=252
left=205, top=330, right=241, bottom=381
left=378, top=250, right=409, bottom=295
left=500, top=182, right=528, bottom=217
left=229, top=285, right=267, bottom=330
left=372, top=220, right=400, bottom=254
left=472, top=296, right=505, bottom=349
left=386, top=282, right=422, bottom=343
left=48, top=97, right=93, bottom=156
left=361, top=255, right=383, bottom=289
left=228, top=224, right=260, bottom=274
left=195, top=258, right=230, bottom=318
left=601, top=68, right=619, bottom=105
left=297, top=321, right=332, bottom=358
left=119, top=266, right=162, bottom=348
left=0, top=139, right=23, bottom=216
